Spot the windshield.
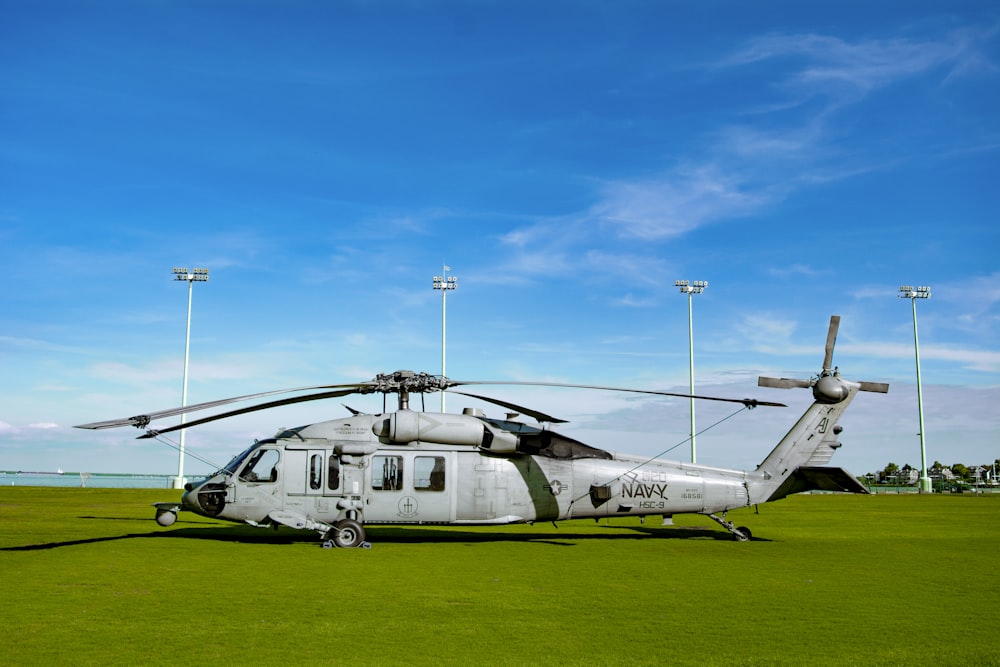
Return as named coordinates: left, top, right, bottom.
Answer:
left=222, top=439, right=277, bottom=475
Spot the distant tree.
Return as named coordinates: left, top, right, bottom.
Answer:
left=951, top=463, right=970, bottom=480
left=901, top=463, right=913, bottom=472
left=882, top=462, right=899, bottom=482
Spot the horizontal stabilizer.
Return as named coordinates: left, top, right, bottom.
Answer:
left=758, top=376, right=812, bottom=389
left=766, top=466, right=870, bottom=502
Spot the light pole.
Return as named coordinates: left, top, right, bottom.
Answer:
left=899, top=285, right=931, bottom=493
left=675, top=279, right=707, bottom=463
left=171, top=267, right=208, bottom=489
left=433, top=267, right=457, bottom=412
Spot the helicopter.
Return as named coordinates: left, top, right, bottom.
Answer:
left=76, top=316, right=887, bottom=547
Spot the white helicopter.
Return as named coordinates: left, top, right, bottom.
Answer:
left=77, top=316, right=886, bottom=547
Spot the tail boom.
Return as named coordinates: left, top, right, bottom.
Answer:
left=746, top=379, right=865, bottom=504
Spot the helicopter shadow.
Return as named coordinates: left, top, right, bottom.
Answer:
left=361, top=524, right=760, bottom=545
left=1, top=518, right=764, bottom=551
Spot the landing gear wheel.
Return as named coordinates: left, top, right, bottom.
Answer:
left=707, top=512, right=753, bottom=542
left=330, top=519, right=365, bottom=548
left=155, top=510, right=177, bottom=527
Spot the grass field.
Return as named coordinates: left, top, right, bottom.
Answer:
left=1, top=487, right=997, bottom=666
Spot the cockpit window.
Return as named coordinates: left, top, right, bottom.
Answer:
left=224, top=439, right=277, bottom=475
left=240, top=448, right=280, bottom=483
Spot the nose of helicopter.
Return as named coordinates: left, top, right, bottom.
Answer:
left=180, top=484, right=200, bottom=512
left=179, top=475, right=229, bottom=517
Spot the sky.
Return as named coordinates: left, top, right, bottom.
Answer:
left=1, top=0, right=998, bottom=479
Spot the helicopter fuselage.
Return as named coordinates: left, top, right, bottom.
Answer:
left=174, top=411, right=753, bottom=537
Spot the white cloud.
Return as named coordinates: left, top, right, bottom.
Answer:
left=582, top=29, right=998, bottom=243
left=842, top=342, right=1000, bottom=374
left=723, top=28, right=996, bottom=96
left=767, top=263, right=821, bottom=279
left=604, top=26, right=999, bottom=247
left=593, top=165, right=772, bottom=240
left=738, top=313, right=800, bottom=354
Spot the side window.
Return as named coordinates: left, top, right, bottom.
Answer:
left=241, top=448, right=280, bottom=484
left=309, top=454, right=322, bottom=490
left=372, top=455, right=403, bottom=491
left=328, top=456, right=341, bottom=491
left=414, top=456, right=445, bottom=492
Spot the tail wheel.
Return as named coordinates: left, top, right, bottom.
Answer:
left=330, top=519, right=365, bottom=548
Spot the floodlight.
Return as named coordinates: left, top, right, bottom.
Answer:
left=433, top=265, right=458, bottom=411
left=170, top=266, right=209, bottom=489
left=675, top=278, right=708, bottom=463
left=899, top=282, right=932, bottom=493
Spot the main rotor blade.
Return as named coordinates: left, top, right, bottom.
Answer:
left=823, top=315, right=841, bottom=371
left=758, top=376, right=813, bottom=389
left=75, top=382, right=375, bottom=430
left=137, top=388, right=361, bottom=438
left=447, top=381, right=785, bottom=408
left=449, top=391, right=568, bottom=424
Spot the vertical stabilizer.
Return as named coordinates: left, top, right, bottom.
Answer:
left=749, top=316, right=888, bottom=503
left=746, top=382, right=859, bottom=503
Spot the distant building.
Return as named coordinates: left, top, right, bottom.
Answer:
left=929, top=465, right=954, bottom=481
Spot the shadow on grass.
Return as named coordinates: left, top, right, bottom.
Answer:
left=2, top=519, right=759, bottom=551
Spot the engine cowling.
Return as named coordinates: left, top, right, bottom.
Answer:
left=373, top=410, right=488, bottom=446
left=371, top=410, right=523, bottom=454
left=479, top=425, right=519, bottom=454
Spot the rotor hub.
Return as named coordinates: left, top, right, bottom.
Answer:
left=813, top=372, right=849, bottom=404
left=369, top=370, right=445, bottom=395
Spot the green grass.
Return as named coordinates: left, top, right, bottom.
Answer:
left=1, top=488, right=998, bottom=666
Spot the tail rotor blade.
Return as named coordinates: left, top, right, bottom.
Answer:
left=823, top=315, right=841, bottom=371
left=758, top=376, right=812, bottom=389
left=858, top=381, right=889, bottom=393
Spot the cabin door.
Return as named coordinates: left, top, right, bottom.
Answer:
left=283, top=449, right=339, bottom=516
left=364, top=452, right=454, bottom=523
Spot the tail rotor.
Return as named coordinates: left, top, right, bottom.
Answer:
left=758, top=316, right=888, bottom=403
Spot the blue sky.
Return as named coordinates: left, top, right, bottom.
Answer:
left=2, top=1, right=997, bottom=478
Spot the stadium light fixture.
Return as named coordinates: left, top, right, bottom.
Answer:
left=171, top=267, right=209, bottom=489
left=898, top=284, right=931, bottom=493
left=433, top=267, right=457, bottom=412
left=676, top=279, right=707, bottom=463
